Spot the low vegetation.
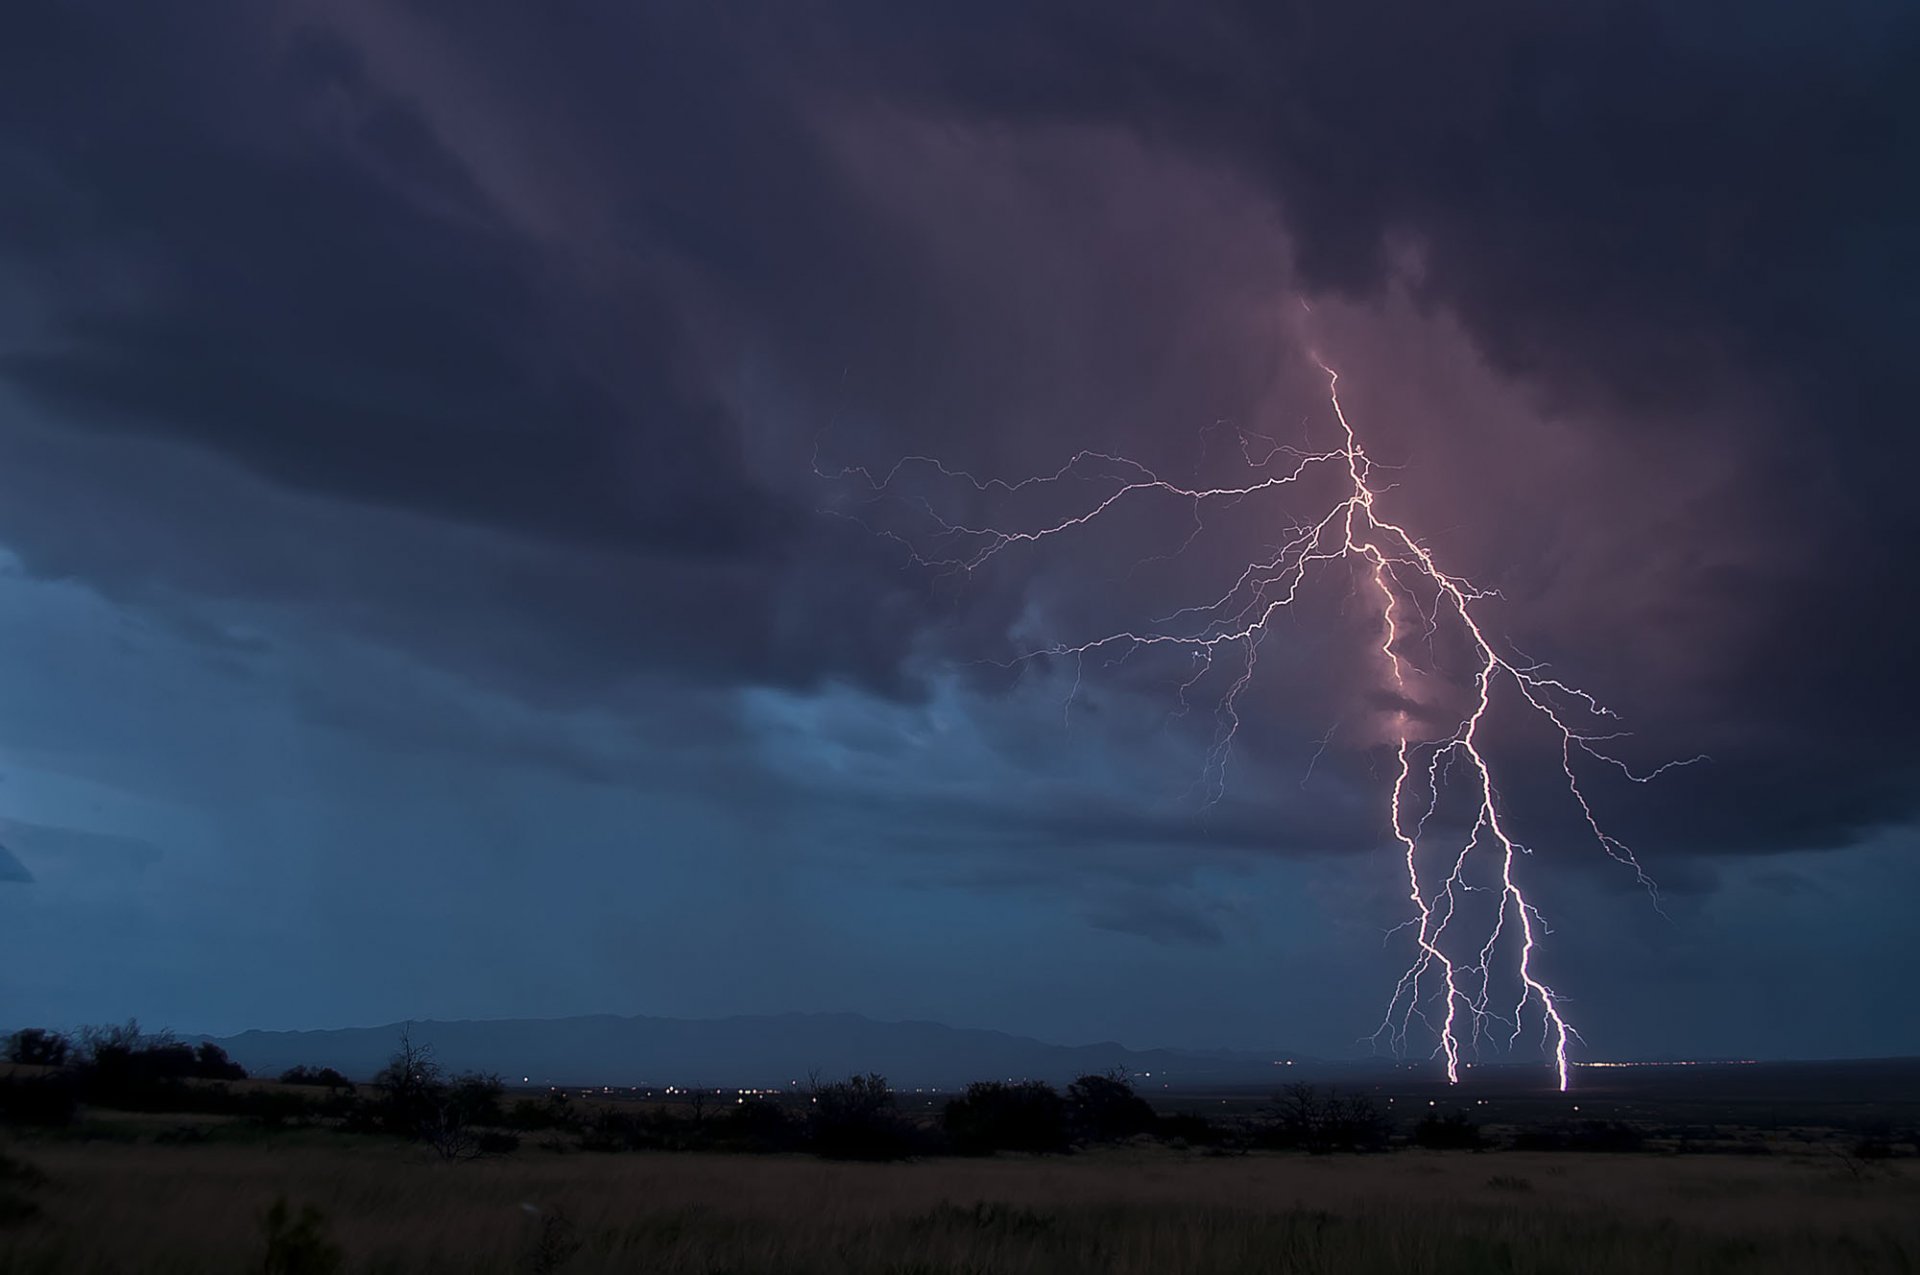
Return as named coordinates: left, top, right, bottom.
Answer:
left=3, top=1137, right=1916, bottom=1273
left=4, top=1025, right=1918, bottom=1271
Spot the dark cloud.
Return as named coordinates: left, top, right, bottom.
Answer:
left=780, top=0, right=1920, bottom=858
left=0, top=0, right=1915, bottom=915
left=1, top=4, right=773, bottom=557
left=803, top=0, right=1920, bottom=424
left=1086, top=891, right=1231, bottom=947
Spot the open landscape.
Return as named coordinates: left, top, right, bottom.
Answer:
left=5, top=2, right=1918, bottom=1270
left=4, top=1026, right=1918, bottom=1272
left=7, top=1138, right=1918, bottom=1274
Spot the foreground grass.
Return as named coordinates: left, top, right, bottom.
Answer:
left=3, top=1135, right=1917, bottom=1273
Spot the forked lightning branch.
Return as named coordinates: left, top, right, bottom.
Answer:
left=826, top=360, right=1701, bottom=1090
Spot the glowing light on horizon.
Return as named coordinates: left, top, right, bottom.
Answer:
left=824, top=354, right=1701, bottom=1090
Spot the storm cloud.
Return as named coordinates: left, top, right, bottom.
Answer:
left=1, top=0, right=1915, bottom=1057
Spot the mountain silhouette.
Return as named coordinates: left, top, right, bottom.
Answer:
left=213, top=1011, right=1313, bottom=1088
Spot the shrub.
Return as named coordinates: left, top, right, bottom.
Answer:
left=5, top=1028, right=71, bottom=1068
left=1065, top=1072, right=1157, bottom=1143
left=260, top=1197, right=343, bottom=1275
left=58, top=1022, right=248, bottom=1107
left=1154, top=1111, right=1230, bottom=1148
left=445, top=1072, right=506, bottom=1127
left=717, top=1098, right=802, bottom=1152
left=278, top=1066, right=355, bottom=1092
left=579, top=1107, right=651, bottom=1153
left=579, top=1106, right=703, bottom=1153
left=371, top=1028, right=446, bottom=1138
left=237, top=1088, right=319, bottom=1128
left=193, top=1042, right=247, bottom=1080
left=1262, top=1084, right=1389, bottom=1153
left=522, top=1207, right=582, bottom=1275
left=943, top=1081, right=1070, bottom=1155
left=808, top=1073, right=914, bottom=1161
left=508, top=1094, right=576, bottom=1131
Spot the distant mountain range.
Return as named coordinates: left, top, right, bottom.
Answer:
left=212, top=1012, right=1323, bottom=1089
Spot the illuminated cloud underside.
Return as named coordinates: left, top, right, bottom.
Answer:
left=830, top=353, right=1703, bottom=1090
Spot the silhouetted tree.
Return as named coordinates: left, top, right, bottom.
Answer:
left=367, top=1030, right=512, bottom=1158
left=808, top=1072, right=913, bottom=1160
left=717, top=1098, right=802, bottom=1152
left=1066, top=1072, right=1156, bottom=1142
left=1266, top=1083, right=1388, bottom=1153
left=943, top=1081, right=1069, bottom=1155
left=64, top=1021, right=248, bottom=1103
left=278, top=1066, right=355, bottom=1092
left=75, top=1020, right=146, bottom=1090
left=508, top=1092, right=574, bottom=1131
left=372, top=1026, right=446, bottom=1138
left=5, top=1029, right=71, bottom=1068
left=445, top=1072, right=505, bottom=1127
left=193, top=1042, right=247, bottom=1081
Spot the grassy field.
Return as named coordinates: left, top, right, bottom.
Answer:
left=3, top=1131, right=1917, bottom=1274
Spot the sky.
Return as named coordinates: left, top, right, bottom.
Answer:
left=2, top=0, right=1918, bottom=1064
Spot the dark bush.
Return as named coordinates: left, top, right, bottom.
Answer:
left=576, top=1099, right=800, bottom=1154
left=58, top=1022, right=250, bottom=1108
left=259, top=1196, right=343, bottom=1275
left=476, top=1130, right=521, bottom=1155
left=363, top=1029, right=508, bottom=1158
left=1261, top=1084, right=1389, bottom=1153
left=1414, top=1111, right=1486, bottom=1150
left=5, top=1028, right=71, bottom=1068
left=1065, top=1072, right=1157, bottom=1143
left=1154, top=1111, right=1230, bottom=1148
left=943, top=1081, right=1070, bottom=1155
left=278, top=1066, right=355, bottom=1091
left=808, top=1073, right=914, bottom=1161
left=579, top=1106, right=688, bottom=1152
left=445, top=1072, right=506, bottom=1127
left=508, top=1094, right=576, bottom=1131
left=371, top=1029, right=446, bottom=1137
left=236, top=1088, right=319, bottom=1128
left=717, top=1098, right=802, bottom=1152
left=193, top=1042, right=247, bottom=1081
left=579, top=1108, right=649, bottom=1153
left=523, top=1207, right=582, bottom=1275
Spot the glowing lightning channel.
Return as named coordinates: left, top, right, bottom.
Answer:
left=823, top=360, right=1702, bottom=1090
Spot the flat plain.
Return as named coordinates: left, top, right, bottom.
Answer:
left=4, top=1130, right=1918, bottom=1273
left=5, top=1058, right=1919, bottom=1273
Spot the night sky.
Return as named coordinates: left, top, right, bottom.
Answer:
left=2, top=1, right=1917, bottom=1064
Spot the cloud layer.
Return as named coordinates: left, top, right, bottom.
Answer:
left=1, top=0, right=1916, bottom=1054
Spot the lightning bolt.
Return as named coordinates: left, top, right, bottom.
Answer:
left=824, top=356, right=1702, bottom=1090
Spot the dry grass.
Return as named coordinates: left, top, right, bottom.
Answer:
left=3, top=1134, right=1917, bottom=1273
